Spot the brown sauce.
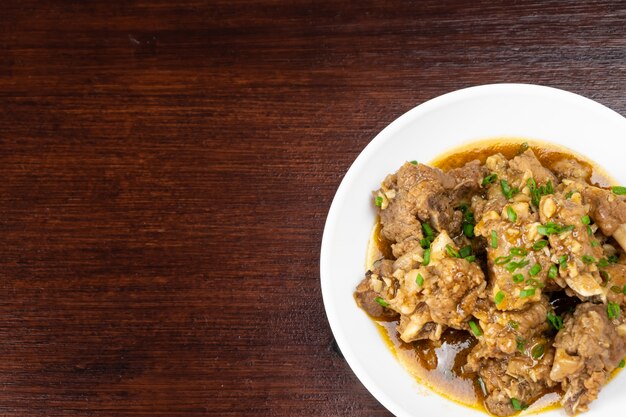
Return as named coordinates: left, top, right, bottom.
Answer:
left=369, top=138, right=616, bottom=414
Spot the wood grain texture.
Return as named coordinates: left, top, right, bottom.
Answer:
left=0, top=1, right=625, bottom=415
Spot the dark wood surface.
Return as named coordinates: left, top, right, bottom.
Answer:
left=1, top=1, right=625, bottom=416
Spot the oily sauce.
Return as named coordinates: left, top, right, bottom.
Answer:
left=370, top=139, right=614, bottom=414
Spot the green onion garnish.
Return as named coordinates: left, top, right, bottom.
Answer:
left=612, top=186, right=626, bottom=195
left=611, top=285, right=621, bottom=294
left=422, top=223, right=434, bottom=239
left=591, top=240, right=600, bottom=247
left=507, top=206, right=518, bottom=223
left=581, top=215, right=591, bottom=225
left=608, top=254, right=619, bottom=264
left=532, top=240, right=548, bottom=251
left=506, top=260, right=529, bottom=272
left=446, top=244, right=460, bottom=258
left=495, top=255, right=513, bottom=265
left=537, top=222, right=575, bottom=235
left=582, top=255, right=597, bottom=264
left=510, top=247, right=527, bottom=257
left=463, top=223, right=474, bottom=238
left=547, top=312, right=563, bottom=330
left=548, top=264, right=558, bottom=279
left=565, top=190, right=574, bottom=199
left=501, top=179, right=515, bottom=199
left=587, top=225, right=593, bottom=236
left=375, top=297, right=388, bottom=307
left=491, top=230, right=498, bottom=248
left=416, top=273, right=424, bottom=286
left=423, top=248, right=431, bottom=266
left=420, top=238, right=431, bottom=249
left=531, top=344, right=545, bottom=360
left=608, top=302, right=620, bottom=320
left=511, top=398, right=526, bottom=411
left=558, top=255, right=568, bottom=268
left=619, top=359, right=625, bottom=368
left=375, top=196, right=383, bottom=207
left=410, top=160, right=418, bottom=165
left=512, top=274, right=524, bottom=283
left=520, top=288, right=536, bottom=298
left=508, top=320, right=519, bottom=329
left=459, top=246, right=472, bottom=258
left=469, top=320, right=482, bottom=336
left=482, top=173, right=498, bottom=186
left=495, top=291, right=505, bottom=304
left=529, top=264, right=542, bottom=276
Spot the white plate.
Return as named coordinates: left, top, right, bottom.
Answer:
left=320, top=84, right=626, bottom=417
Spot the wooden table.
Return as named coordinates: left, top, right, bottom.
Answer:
left=1, top=1, right=625, bottom=416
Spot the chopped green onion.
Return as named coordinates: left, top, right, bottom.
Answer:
left=538, top=222, right=575, bottom=236
left=619, top=359, right=625, bottom=368
left=375, top=297, right=388, bottom=307
left=422, top=223, right=434, bottom=239
left=420, top=238, right=431, bottom=249
left=508, top=320, right=519, bottom=329
left=465, top=255, right=476, bottom=263
left=612, top=186, right=626, bottom=195
left=623, top=285, right=626, bottom=295
left=510, top=247, right=528, bottom=257
left=547, top=312, right=563, bottom=330
left=495, top=255, right=513, bottom=265
left=375, top=196, right=383, bottom=207
left=512, top=274, right=524, bottom=283
left=582, top=255, right=597, bottom=264
left=608, top=302, right=620, bottom=320
left=446, top=244, right=460, bottom=258
left=495, top=291, right=505, bottom=304
left=526, top=278, right=542, bottom=288
left=546, top=180, right=554, bottom=194
left=611, top=285, right=621, bottom=294
left=463, top=223, right=474, bottom=238
left=587, top=225, right=593, bottom=236
left=423, top=248, right=431, bottom=266
left=520, top=288, right=536, bottom=298
left=516, top=337, right=526, bottom=353
left=527, top=178, right=537, bottom=191
left=507, top=206, right=518, bottom=223
left=608, top=254, right=619, bottom=264
left=591, top=240, right=600, bottom=247
left=518, top=142, right=529, bottom=154
left=581, top=215, right=591, bottom=225
left=506, top=260, right=529, bottom=272
left=416, top=273, right=424, bottom=286
left=532, top=240, right=548, bottom=251
left=529, top=264, right=542, bottom=276
left=410, top=160, right=418, bottom=165
left=501, top=179, right=515, bottom=199
left=598, top=258, right=610, bottom=267
left=482, top=173, right=498, bottom=186
left=532, top=344, right=545, bottom=360
left=548, top=264, right=558, bottom=279
left=511, top=398, right=526, bottom=411
left=469, top=320, right=482, bottom=336
left=459, top=246, right=473, bottom=258
left=491, top=230, right=498, bottom=248
left=558, top=255, right=568, bottom=268
left=565, top=190, right=574, bottom=199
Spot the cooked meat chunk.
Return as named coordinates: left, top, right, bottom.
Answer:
left=509, top=149, right=558, bottom=186
left=551, top=158, right=591, bottom=182
left=550, top=303, right=626, bottom=415
left=472, top=296, right=551, bottom=356
left=376, top=161, right=487, bottom=258
left=420, top=257, right=486, bottom=328
left=467, top=342, right=556, bottom=416
left=354, top=276, right=398, bottom=320
left=539, top=193, right=606, bottom=300
left=474, top=201, right=552, bottom=310
left=582, top=186, right=626, bottom=254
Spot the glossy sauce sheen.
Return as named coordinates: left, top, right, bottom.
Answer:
left=372, top=139, right=613, bottom=413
